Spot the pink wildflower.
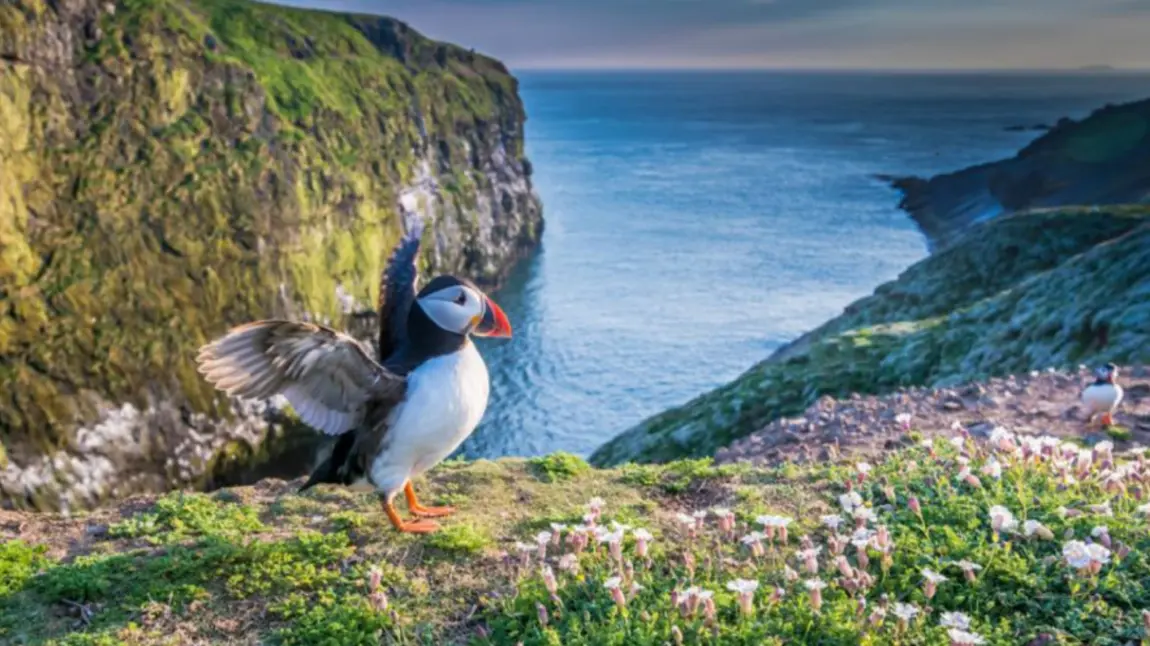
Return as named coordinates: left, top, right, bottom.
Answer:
left=726, top=579, right=758, bottom=616
left=804, top=579, right=827, bottom=613
left=604, top=577, right=626, bottom=609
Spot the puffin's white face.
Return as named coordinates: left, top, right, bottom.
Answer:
left=418, top=284, right=486, bottom=335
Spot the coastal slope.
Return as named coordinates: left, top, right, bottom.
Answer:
left=0, top=0, right=541, bottom=508
left=591, top=205, right=1150, bottom=466
left=890, top=98, right=1150, bottom=251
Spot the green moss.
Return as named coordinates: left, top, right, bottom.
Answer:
left=0, top=540, right=48, bottom=596
left=223, top=531, right=355, bottom=597
left=425, top=523, right=493, bottom=555
left=329, top=510, right=370, bottom=532
left=527, top=451, right=592, bottom=483
left=271, top=593, right=393, bottom=646
left=108, top=491, right=265, bottom=542
left=591, top=206, right=1150, bottom=466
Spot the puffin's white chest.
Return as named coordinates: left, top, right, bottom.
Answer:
left=1082, top=382, right=1123, bottom=412
left=369, top=343, right=489, bottom=494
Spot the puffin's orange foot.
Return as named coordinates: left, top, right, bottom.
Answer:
left=397, top=519, right=441, bottom=533
left=404, top=482, right=455, bottom=518
left=1101, top=413, right=1114, bottom=427
left=411, top=505, right=456, bottom=519
left=383, top=499, right=440, bottom=534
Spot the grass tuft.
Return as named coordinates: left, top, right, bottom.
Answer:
left=425, top=523, right=494, bottom=555
left=528, top=451, right=592, bottom=483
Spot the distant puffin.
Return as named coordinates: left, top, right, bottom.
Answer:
left=195, top=213, right=512, bottom=533
left=1082, top=363, right=1123, bottom=428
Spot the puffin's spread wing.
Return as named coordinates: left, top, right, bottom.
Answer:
left=196, top=320, right=406, bottom=436
left=377, top=209, right=425, bottom=361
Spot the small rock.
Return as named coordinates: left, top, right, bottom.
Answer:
left=967, top=422, right=995, bottom=438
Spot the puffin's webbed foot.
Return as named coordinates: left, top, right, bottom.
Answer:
left=1101, top=413, right=1115, bottom=427
left=404, top=482, right=456, bottom=518
left=382, top=498, right=440, bottom=533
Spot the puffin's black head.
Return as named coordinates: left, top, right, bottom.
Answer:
left=1096, top=363, right=1119, bottom=383
left=409, top=275, right=512, bottom=349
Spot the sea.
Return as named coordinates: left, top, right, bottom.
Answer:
left=459, top=71, right=1150, bottom=460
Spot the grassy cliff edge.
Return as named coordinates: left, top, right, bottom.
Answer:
left=4, top=434, right=1150, bottom=645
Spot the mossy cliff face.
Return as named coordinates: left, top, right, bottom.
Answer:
left=591, top=206, right=1150, bottom=466
left=0, top=0, right=541, bottom=509
left=890, top=98, right=1150, bottom=251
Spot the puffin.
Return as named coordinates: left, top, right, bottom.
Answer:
left=195, top=213, right=512, bottom=533
left=1081, top=363, right=1123, bottom=428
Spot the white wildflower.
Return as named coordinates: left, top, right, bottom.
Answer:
left=988, top=505, right=1018, bottom=533
left=839, top=491, right=863, bottom=512
left=980, top=458, right=1003, bottom=480
left=923, top=569, right=947, bottom=583
left=1086, top=543, right=1111, bottom=565
left=821, top=514, right=845, bottom=530
left=726, top=579, right=759, bottom=594
left=892, top=602, right=920, bottom=621
left=948, top=628, right=986, bottom=645
left=939, top=611, right=972, bottom=630
left=1062, top=540, right=1092, bottom=569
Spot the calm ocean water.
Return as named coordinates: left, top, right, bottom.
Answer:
left=460, top=71, right=1150, bottom=460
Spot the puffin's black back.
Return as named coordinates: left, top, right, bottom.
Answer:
left=301, top=216, right=427, bottom=493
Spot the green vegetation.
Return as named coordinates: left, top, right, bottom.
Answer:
left=5, top=437, right=1149, bottom=644
left=591, top=206, right=1150, bottom=466
left=0, top=0, right=540, bottom=504
left=426, top=523, right=494, bottom=555
left=107, top=491, right=264, bottom=542
left=0, top=541, right=48, bottom=596
left=0, top=454, right=815, bottom=645
left=529, top=451, right=593, bottom=482
left=899, top=98, right=1150, bottom=251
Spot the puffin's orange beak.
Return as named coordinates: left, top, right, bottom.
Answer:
left=473, top=296, right=512, bottom=338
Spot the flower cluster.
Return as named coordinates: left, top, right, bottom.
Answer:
left=491, top=420, right=1148, bottom=645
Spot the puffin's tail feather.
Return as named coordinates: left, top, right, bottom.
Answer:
left=299, top=459, right=338, bottom=493
left=298, top=433, right=358, bottom=493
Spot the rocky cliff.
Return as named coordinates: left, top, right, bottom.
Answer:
left=0, top=0, right=542, bottom=509
left=889, top=98, right=1150, bottom=251
left=591, top=205, right=1150, bottom=466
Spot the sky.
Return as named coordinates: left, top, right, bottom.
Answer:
left=275, top=0, right=1150, bottom=70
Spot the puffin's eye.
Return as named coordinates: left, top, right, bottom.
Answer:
left=455, top=292, right=467, bottom=306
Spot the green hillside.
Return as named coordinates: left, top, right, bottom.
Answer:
left=592, top=206, right=1150, bottom=466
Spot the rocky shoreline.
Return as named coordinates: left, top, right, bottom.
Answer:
left=886, top=98, right=1150, bottom=252
left=716, top=365, right=1150, bottom=467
